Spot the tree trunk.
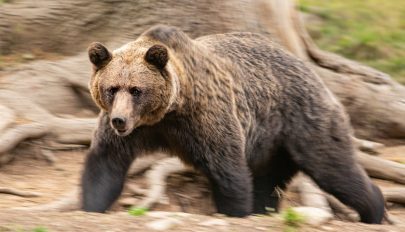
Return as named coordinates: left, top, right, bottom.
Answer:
left=1, top=0, right=404, bottom=141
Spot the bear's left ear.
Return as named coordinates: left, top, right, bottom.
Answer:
left=145, top=44, right=168, bottom=70
left=88, top=42, right=112, bottom=70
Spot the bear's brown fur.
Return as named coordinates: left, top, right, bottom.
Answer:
left=82, top=25, right=384, bottom=223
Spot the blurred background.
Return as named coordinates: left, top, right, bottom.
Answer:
left=299, top=0, right=405, bottom=84
left=0, top=0, right=404, bottom=231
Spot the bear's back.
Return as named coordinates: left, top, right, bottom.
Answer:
left=195, top=33, right=342, bottom=138
left=196, top=33, right=331, bottom=116
left=196, top=32, right=317, bottom=88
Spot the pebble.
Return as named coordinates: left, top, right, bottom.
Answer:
left=22, top=53, right=35, bottom=60
left=146, top=218, right=183, bottom=231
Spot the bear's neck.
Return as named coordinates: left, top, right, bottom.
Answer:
left=169, top=45, right=235, bottom=114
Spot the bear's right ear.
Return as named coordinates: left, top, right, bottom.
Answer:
left=88, top=42, right=112, bottom=70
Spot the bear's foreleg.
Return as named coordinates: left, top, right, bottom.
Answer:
left=205, top=158, right=253, bottom=217
left=81, top=116, right=136, bottom=213
left=81, top=143, right=134, bottom=212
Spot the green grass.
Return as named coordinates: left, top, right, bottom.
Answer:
left=298, top=0, right=405, bottom=83
left=32, top=227, right=47, bottom=232
left=128, top=207, right=148, bottom=216
left=0, top=0, right=11, bottom=5
left=282, top=208, right=305, bottom=227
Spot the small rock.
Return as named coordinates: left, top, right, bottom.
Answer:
left=146, top=218, right=183, bottom=231
left=198, top=218, right=229, bottom=227
left=321, top=226, right=334, bottom=231
left=292, top=207, right=333, bottom=226
left=22, top=53, right=35, bottom=60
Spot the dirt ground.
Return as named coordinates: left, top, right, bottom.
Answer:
left=0, top=145, right=404, bottom=231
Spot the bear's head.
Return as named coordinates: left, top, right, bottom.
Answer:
left=87, top=38, right=181, bottom=136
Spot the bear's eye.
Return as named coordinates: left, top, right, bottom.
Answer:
left=107, top=87, right=119, bottom=97
left=130, top=87, right=142, bottom=97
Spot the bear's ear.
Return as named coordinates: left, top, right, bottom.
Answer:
left=88, top=42, right=112, bottom=70
left=145, top=44, right=168, bottom=70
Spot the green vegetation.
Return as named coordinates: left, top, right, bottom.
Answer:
left=128, top=207, right=148, bottom=216
left=32, top=227, right=47, bottom=232
left=0, top=0, right=11, bottom=5
left=282, top=208, right=305, bottom=227
left=299, top=0, right=405, bottom=83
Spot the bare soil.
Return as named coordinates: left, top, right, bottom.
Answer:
left=0, top=146, right=404, bottom=231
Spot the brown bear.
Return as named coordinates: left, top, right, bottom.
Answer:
left=82, top=25, right=384, bottom=223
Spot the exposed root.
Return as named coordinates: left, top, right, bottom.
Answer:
left=0, top=123, right=48, bottom=155
left=13, top=188, right=80, bottom=212
left=382, top=187, right=405, bottom=205
left=353, top=137, right=384, bottom=154
left=127, top=184, right=148, bottom=196
left=291, top=174, right=334, bottom=225
left=0, top=105, right=15, bottom=132
left=136, top=157, right=191, bottom=209
left=0, top=90, right=96, bottom=158
left=127, top=153, right=168, bottom=177
left=294, top=174, right=331, bottom=212
left=0, top=187, right=42, bottom=198
left=357, top=151, right=405, bottom=185
left=326, top=195, right=359, bottom=222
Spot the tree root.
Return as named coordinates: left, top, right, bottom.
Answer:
left=325, top=195, right=359, bottom=222
left=127, top=153, right=168, bottom=177
left=0, top=187, right=41, bottom=198
left=357, top=151, right=405, bottom=185
left=353, top=137, right=384, bottom=154
left=382, top=187, right=405, bottom=205
left=0, top=90, right=96, bottom=161
left=136, top=157, right=191, bottom=209
left=13, top=188, right=79, bottom=212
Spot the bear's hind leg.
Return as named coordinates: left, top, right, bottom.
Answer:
left=253, top=151, right=298, bottom=214
left=286, top=139, right=384, bottom=224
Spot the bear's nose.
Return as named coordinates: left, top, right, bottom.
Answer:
left=112, top=117, right=126, bottom=130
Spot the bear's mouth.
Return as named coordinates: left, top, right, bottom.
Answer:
left=115, top=128, right=131, bottom=136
